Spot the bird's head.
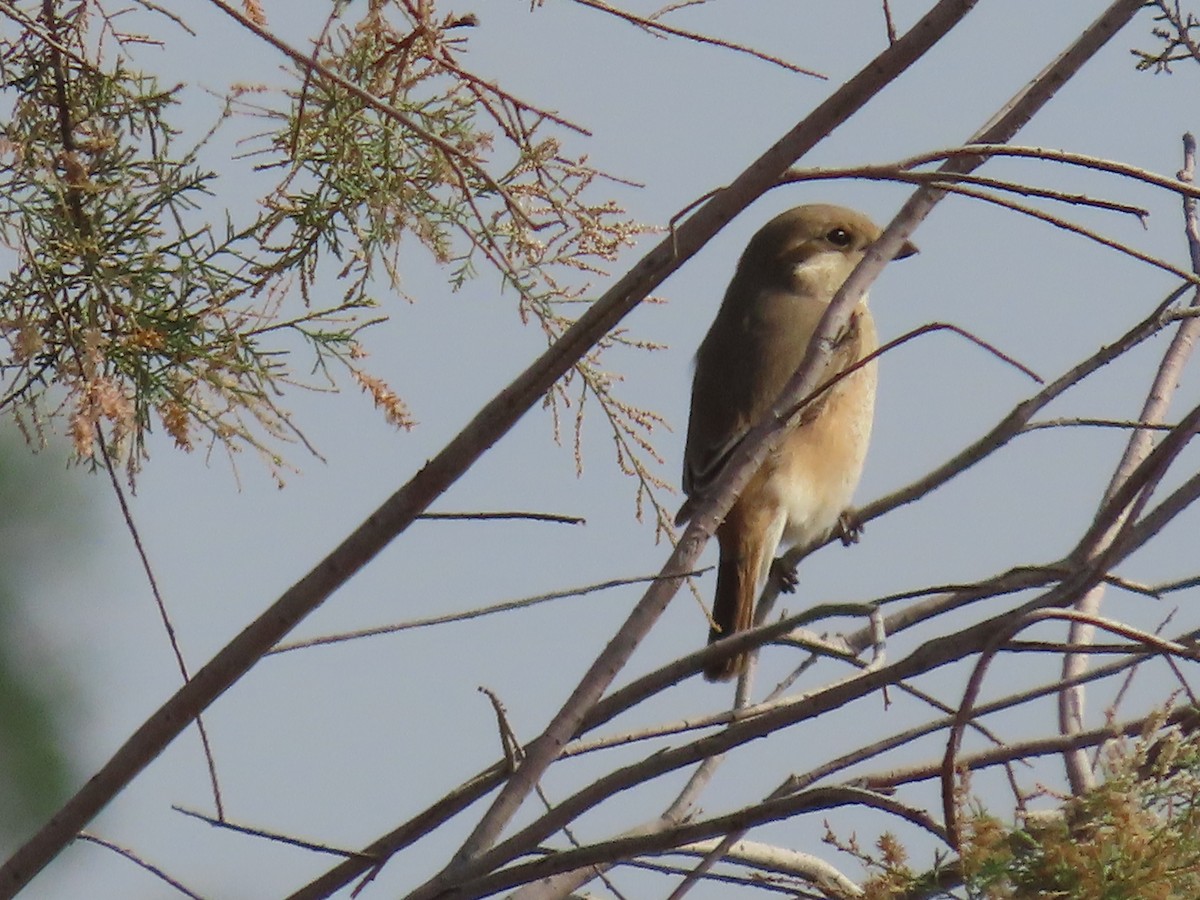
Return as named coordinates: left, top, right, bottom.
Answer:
left=734, top=204, right=918, bottom=298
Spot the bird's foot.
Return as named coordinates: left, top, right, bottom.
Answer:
left=837, top=509, right=865, bottom=546
left=773, top=558, right=800, bottom=594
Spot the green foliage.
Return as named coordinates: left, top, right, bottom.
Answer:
left=0, top=49, right=288, bottom=468
left=0, top=0, right=659, bottom=495
left=956, top=728, right=1200, bottom=899
left=853, top=717, right=1200, bottom=899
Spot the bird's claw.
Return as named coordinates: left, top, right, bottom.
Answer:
left=774, top=560, right=799, bottom=594
left=837, top=509, right=864, bottom=546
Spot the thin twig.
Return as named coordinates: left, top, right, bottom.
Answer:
left=415, top=511, right=586, bottom=525
left=569, top=0, right=826, bottom=78
left=1059, top=153, right=1200, bottom=786
left=944, top=609, right=1200, bottom=845
left=781, top=162, right=1153, bottom=220
left=828, top=292, right=1195, bottom=566
left=76, top=834, right=204, bottom=900
left=882, top=0, right=898, bottom=43
left=936, top=180, right=1199, bottom=284
left=202, top=0, right=534, bottom=229
left=409, top=6, right=985, bottom=893
left=451, top=786, right=947, bottom=897
left=1023, top=417, right=1177, bottom=432
left=97, top=439, right=224, bottom=819
left=268, top=569, right=709, bottom=654
left=870, top=704, right=1200, bottom=790
left=172, top=807, right=374, bottom=859
left=478, top=687, right=522, bottom=772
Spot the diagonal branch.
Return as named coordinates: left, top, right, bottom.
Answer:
left=567, top=0, right=826, bottom=77
left=294, top=3, right=1151, bottom=897
left=414, top=1, right=986, bottom=892
left=1059, top=130, right=1200, bottom=795
left=0, top=2, right=985, bottom=895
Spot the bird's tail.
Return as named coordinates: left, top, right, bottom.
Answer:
left=704, top=544, right=762, bottom=681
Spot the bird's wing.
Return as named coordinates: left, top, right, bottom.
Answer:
left=677, top=355, right=754, bottom=524
left=676, top=308, right=870, bottom=525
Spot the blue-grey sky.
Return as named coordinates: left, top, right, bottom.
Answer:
left=11, top=2, right=1200, bottom=897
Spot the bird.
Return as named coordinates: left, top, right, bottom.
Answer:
left=677, top=204, right=917, bottom=681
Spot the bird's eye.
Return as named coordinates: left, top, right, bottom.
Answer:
left=826, top=228, right=853, bottom=247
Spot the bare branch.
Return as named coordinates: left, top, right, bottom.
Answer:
left=415, top=510, right=587, bottom=524
left=882, top=0, right=898, bottom=44
left=76, top=834, right=205, bottom=900
left=567, top=0, right=826, bottom=78
left=676, top=839, right=861, bottom=893
left=782, top=162, right=1154, bottom=221
left=1059, top=131, right=1200, bottom=795
left=202, top=0, right=534, bottom=228
left=945, top=608, right=1200, bottom=844
left=268, top=569, right=709, bottom=655
left=453, top=787, right=945, bottom=898
left=774, top=292, right=1195, bottom=604
left=410, top=4, right=986, bottom=892
left=96, top=437, right=224, bottom=819
left=868, top=703, right=1200, bottom=790
left=1, top=4, right=989, bottom=895
left=1023, top=417, right=1178, bottom=433
left=171, top=807, right=372, bottom=860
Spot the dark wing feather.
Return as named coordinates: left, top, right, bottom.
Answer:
left=677, top=300, right=868, bottom=523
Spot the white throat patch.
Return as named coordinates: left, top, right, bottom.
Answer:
left=792, top=250, right=862, bottom=298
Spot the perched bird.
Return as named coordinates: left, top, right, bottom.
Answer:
left=677, top=204, right=917, bottom=681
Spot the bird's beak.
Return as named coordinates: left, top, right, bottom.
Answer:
left=893, top=239, right=919, bottom=261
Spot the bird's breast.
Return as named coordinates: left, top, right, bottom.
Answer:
left=758, top=340, right=877, bottom=551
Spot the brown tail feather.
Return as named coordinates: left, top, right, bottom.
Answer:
left=704, top=547, right=761, bottom=681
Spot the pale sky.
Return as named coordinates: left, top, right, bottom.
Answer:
left=10, top=2, right=1200, bottom=897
